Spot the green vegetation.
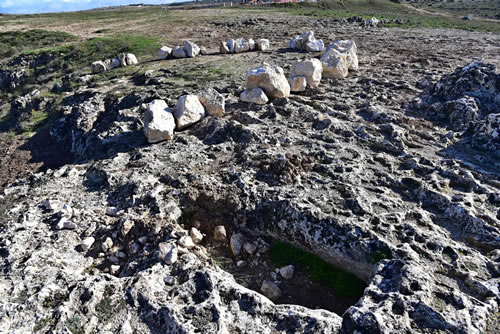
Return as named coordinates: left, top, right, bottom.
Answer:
left=95, top=285, right=121, bottom=321
left=42, top=291, right=67, bottom=309
left=239, top=0, right=500, bottom=33
left=270, top=241, right=366, bottom=297
left=0, top=29, right=76, bottom=59
left=66, top=315, right=85, bottom=334
left=33, top=317, right=55, bottom=332
left=370, top=248, right=392, bottom=263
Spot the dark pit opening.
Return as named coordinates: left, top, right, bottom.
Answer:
left=206, top=233, right=367, bottom=316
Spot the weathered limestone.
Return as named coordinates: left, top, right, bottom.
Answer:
left=245, top=63, right=290, bottom=99
left=125, top=53, right=138, bottom=65
left=199, top=88, right=225, bottom=117
left=184, top=40, right=201, bottom=58
left=260, top=280, right=282, bottom=300
left=157, top=46, right=173, bottom=60
left=143, top=100, right=175, bottom=143
left=240, top=88, right=269, bottom=105
left=325, top=40, right=359, bottom=71
left=213, top=225, right=227, bottom=242
left=173, top=95, right=206, bottom=130
left=248, top=38, right=256, bottom=51
left=288, top=76, right=307, bottom=92
left=220, top=41, right=230, bottom=54
left=91, top=61, right=106, bottom=74
left=289, top=31, right=324, bottom=52
left=320, top=49, right=349, bottom=79
left=172, top=47, right=187, bottom=59
left=256, top=39, right=270, bottom=51
left=227, top=39, right=236, bottom=53
left=290, top=58, right=323, bottom=87
left=234, top=38, right=250, bottom=53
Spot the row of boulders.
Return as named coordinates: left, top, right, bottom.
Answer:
left=157, top=40, right=207, bottom=60
left=143, top=88, right=225, bottom=143
left=91, top=52, right=138, bottom=74
left=239, top=38, right=358, bottom=105
left=288, top=31, right=324, bottom=53
left=220, top=37, right=271, bottom=54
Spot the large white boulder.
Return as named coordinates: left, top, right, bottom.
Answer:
left=184, top=40, right=200, bottom=58
left=240, top=88, right=269, bottom=105
left=320, top=50, right=349, bottom=79
left=256, top=39, right=270, bottom=51
left=157, top=46, right=173, bottom=60
left=172, top=47, right=187, bottom=59
left=143, top=100, right=176, bottom=143
left=324, top=40, right=358, bottom=71
left=288, top=76, right=307, bottom=92
left=199, top=88, right=225, bottom=117
left=126, top=53, right=138, bottom=66
left=290, top=58, right=323, bottom=87
left=306, top=39, right=324, bottom=52
left=234, top=38, right=250, bottom=53
left=91, top=61, right=106, bottom=74
left=173, top=95, right=206, bottom=129
left=246, top=63, right=290, bottom=99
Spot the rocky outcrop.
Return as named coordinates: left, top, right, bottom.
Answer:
left=245, top=63, right=290, bottom=99
left=143, top=100, right=176, bottom=143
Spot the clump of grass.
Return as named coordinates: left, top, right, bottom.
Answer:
left=370, top=248, right=392, bottom=263
left=0, top=29, right=76, bottom=59
left=270, top=241, right=366, bottom=297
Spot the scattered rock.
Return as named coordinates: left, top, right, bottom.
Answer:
left=143, top=99, right=176, bottom=143
left=220, top=41, right=230, bottom=54
left=178, top=235, right=195, bottom=249
left=289, top=31, right=324, bottom=52
left=91, top=61, right=106, bottom=74
left=246, top=63, right=290, bottom=99
left=172, top=47, right=187, bottom=59
left=79, top=237, right=95, bottom=251
left=157, top=46, right=173, bottom=60
left=234, top=37, right=250, bottom=53
left=279, top=265, right=294, bottom=280
left=288, top=76, right=307, bottom=92
left=158, top=242, right=177, bottom=265
left=320, top=49, right=349, bottom=79
left=256, top=39, right=270, bottom=51
left=290, top=58, right=323, bottom=88
left=198, top=88, right=225, bottom=117
left=184, top=40, right=201, bottom=58
left=189, top=227, right=203, bottom=244
left=230, top=233, right=244, bottom=256
left=240, top=87, right=269, bottom=105
left=260, top=280, right=282, bottom=300
left=55, top=217, right=76, bottom=230
left=173, top=95, right=206, bottom=129
left=213, top=225, right=227, bottom=242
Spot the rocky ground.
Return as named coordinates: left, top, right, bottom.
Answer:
left=0, top=6, right=499, bottom=334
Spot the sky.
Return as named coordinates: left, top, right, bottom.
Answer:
left=0, top=0, right=180, bottom=14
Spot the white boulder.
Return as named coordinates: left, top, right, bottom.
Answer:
left=143, top=99, right=176, bottom=143
left=288, top=76, right=307, bottom=92
left=320, top=50, right=349, bottom=79
left=290, top=58, right=323, bottom=87
left=199, top=88, right=225, bottom=117
left=227, top=39, right=236, bottom=53
left=110, top=58, right=120, bottom=69
left=289, top=31, right=323, bottom=52
left=306, top=39, right=324, bottom=52
left=246, top=63, right=290, bottom=99
left=183, top=40, right=200, bottom=58
left=248, top=38, right=256, bottom=51
left=157, top=46, right=173, bottom=60
left=126, top=53, right=138, bottom=66
left=256, top=39, right=270, bottom=51
left=119, top=53, right=128, bottom=67
left=91, top=61, right=106, bottom=74
left=172, top=47, right=187, bottom=59
left=234, top=38, right=250, bottom=53
left=240, top=88, right=269, bottom=105
left=324, top=40, right=358, bottom=71
left=173, top=95, right=206, bottom=129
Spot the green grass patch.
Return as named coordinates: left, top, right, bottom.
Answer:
left=235, top=0, right=500, bottom=33
left=270, top=241, right=366, bottom=297
left=0, top=29, right=76, bottom=59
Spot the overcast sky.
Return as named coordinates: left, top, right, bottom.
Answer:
left=0, top=0, right=180, bottom=14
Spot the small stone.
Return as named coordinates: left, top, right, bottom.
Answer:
left=236, top=260, right=246, bottom=268
left=80, top=237, right=95, bottom=251
left=178, top=236, right=195, bottom=249
left=213, top=225, right=227, bottom=242
left=120, top=220, right=134, bottom=237
left=230, top=233, right=244, bottom=256
left=164, top=275, right=175, bottom=285
left=110, top=265, right=121, bottom=275
left=44, top=199, right=63, bottom=211
left=243, top=242, right=258, bottom=255
left=106, top=207, right=119, bottom=217
left=240, top=88, right=269, bottom=105
left=101, top=237, right=114, bottom=253
left=260, top=280, right=282, bottom=300
left=279, top=265, right=294, bottom=280
left=189, top=227, right=203, bottom=244
left=158, top=242, right=178, bottom=265
left=55, top=217, right=76, bottom=230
